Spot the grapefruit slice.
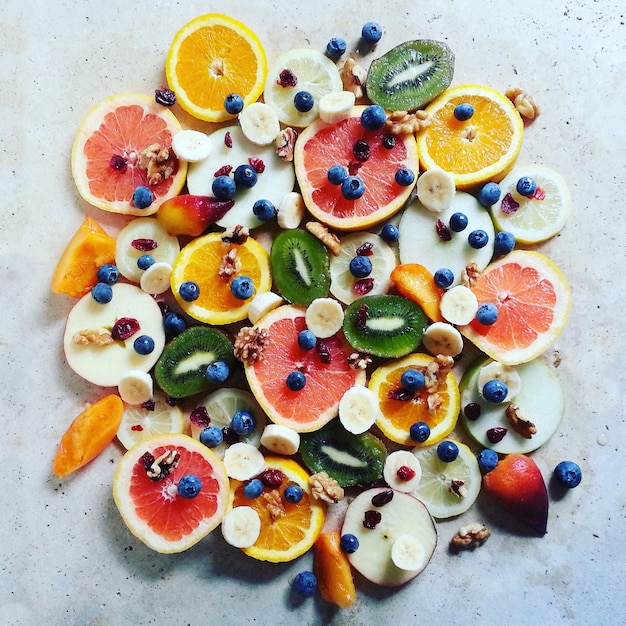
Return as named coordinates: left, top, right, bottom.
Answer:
left=71, top=93, right=187, bottom=216
left=294, top=106, right=419, bottom=230
left=460, top=250, right=572, bottom=365
left=112, top=434, right=229, bottom=553
left=244, top=305, right=366, bottom=432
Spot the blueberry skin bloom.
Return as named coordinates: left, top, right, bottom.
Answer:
left=409, top=421, right=431, bottom=443
left=339, top=533, right=360, bottom=553
left=212, top=175, right=236, bottom=201
left=361, top=21, right=383, bottom=44
left=224, top=93, right=244, bottom=114
left=341, top=176, right=366, bottom=200
left=380, top=223, right=399, bottom=243
left=294, top=91, right=314, bottom=113
left=554, top=461, right=582, bottom=488
left=177, top=474, right=202, bottom=498
left=286, top=371, right=306, bottom=391
left=199, top=426, right=223, bottom=448
left=297, top=330, right=317, bottom=350
left=437, top=440, right=459, bottom=462
left=325, top=37, right=347, bottom=59
left=361, top=105, right=387, bottom=131
left=292, top=571, right=317, bottom=597
left=349, top=255, right=373, bottom=278
left=230, top=275, right=255, bottom=300
left=482, top=379, right=508, bottom=403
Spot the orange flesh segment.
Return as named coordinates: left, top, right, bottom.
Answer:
left=314, top=531, right=357, bottom=607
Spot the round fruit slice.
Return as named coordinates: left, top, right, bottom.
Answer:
left=263, top=48, right=343, bottom=127
left=112, top=434, right=230, bottom=553
left=489, top=164, right=572, bottom=244
left=460, top=250, right=572, bottom=365
left=230, top=456, right=326, bottom=562
left=170, top=232, right=271, bottom=325
left=459, top=355, right=564, bottom=454
left=165, top=13, right=267, bottom=123
left=410, top=440, right=482, bottom=518
left=71, top=93, right=187, bottom=216
left=368, top=353, right=460, bottom=446
left=417, top=84, right=524, bottom=189
left=244, top=305, right=366, bottom=433
left=294, top=107, right=419, bottom=230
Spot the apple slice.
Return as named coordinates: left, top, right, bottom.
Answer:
left=156, top=194, right=234, bottom=236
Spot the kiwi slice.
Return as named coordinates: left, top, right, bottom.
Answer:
left=343, top=294, right=427, bottom=358
left=154, top=326, right=235, bottom=398
left=365, top=40, right=454, bottom=111
left=270, top=229, right=330, bottom=306
left=299, top=419, right=387, bottom=487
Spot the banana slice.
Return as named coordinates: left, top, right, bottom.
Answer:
left=260, top=424, right=300, bottom=455
left=390, top=534, right=427, bottom=571
left=439, top=285, right=478, bottom=326
left=223, top=442, right=266, bottom=481
left=416, top=168, right=456, bottom=213
left=422, top=321, right=464, bottom=357
left=277, top=191, right=306, bottom=229
left=239, top=102, right=281, bottom=146
left=318, top=90, right=356, bottom=123
left=338, top=385, right=379, bottom=434
left=118, top=370, right=153, bottom=405
left=383, top=450, right=422, bottom=493
left=171, top=129, right=212, bottom=162
left=477, top=360, right=522, bottom=402
left=139, top=261, right=172, bottom=295
left=304, top=297, right=344, bottom=339
left=221, top=506, right=262, bottom=549
left=247, top=291, right=284, bottom=324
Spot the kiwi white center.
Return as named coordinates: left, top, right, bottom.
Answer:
left=388, top=61, right=435, bottom=89
left=366, top=316, right=406, bottom=332
left=174, top=352, right=215, bottom=375
left=293, top=249, right=312, bottom=286
left=320, top=445, right=368, bottom=468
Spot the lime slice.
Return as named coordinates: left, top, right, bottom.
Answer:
left=411, top=440, right=481, bottom=518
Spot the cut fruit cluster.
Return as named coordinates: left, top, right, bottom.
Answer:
left=52, top=10, right=577, bottom=609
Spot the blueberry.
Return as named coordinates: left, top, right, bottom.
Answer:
left=179, top=280, right=200, bottom=302
left=516, top=176, right=537, bottom=197
left=453, top=103, right=474, bottom=121
left=361, top=105, right=387, bottom=131
left=233, top=164, right=258, bottom=189
left=292, top=571, right=317, bottom=597
left=224, top=93, right=244, bottom=114
left=409, top=421, right=431, bottom=443
left=482, top=379, right=508, bottom=403
left=132, top=185, right=153, bottom=209
left=137, top=254, right=155, bottom=270
left=437, top=440, right=459, bottom=463
left=449, top=212, right=469, bottom=232
left=477, top=182, right=501, bottom=207
left=341, top=176, right=365, bottom=200
left=199, top=426, right=223, bottom=448
left=297, top=329, right=317, bottom=350
left=475, top=302, right=499, bottom=325
left=394, top=167, right=415, bottom=186
left=327, top=165, right=347, bottom=185
left=325, top=37, right=347, bottom=59
left=205, top=360, right=230, bottom=384
left=91, top=282, right=113, bottom=304
left=554, top=461, right=582, bottom=488
left=468, top=229, right=489, bottom=249
left=294, top=90, right=314, bottom=113
left=284, top=484, right=303, bottom=504
left=231, top=410, right=256, bottom=436
left=401, top=368, right=425, bottom=392
left=339, top=533, right=360, bottom=553
left=212, top=175, right=236, bottom=201
left=478, top=449, right=499, bottom=473
left=96, top=263, right=119, bottom=285
left=349, top=255, right=372, bottom=278
left=252, top=199, right=276, bottom=221
left=162, top=311, right=187, bottom=336
left=380, top=223, right=399, bottom=243
left=230, top=275, right=255, bottom=300
left=243, top=478, right=264, bottom=499
left=177, top=474, right=202, bottom=498
left=286, top=371, right=306, bottom=391
left=434, top=268, right=455, bottom=289
left=133, top=335, right=155, bottom=355
left=493, top=231, right=516, bottom=257
left=361, top=21, right=383, bottom=45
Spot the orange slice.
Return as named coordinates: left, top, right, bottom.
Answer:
left=294, top=106, right=419, bottom=230
left=460, top=250, right=572, bottom=365
left=368, top=353, right=460, bottom=446
left=417, top=84, right=524, bottom=189
left=71, top=94, right=187, bottom=216
left=230, top=456, right=326, bottom=562
left=165, top=13, right=267, bottom=122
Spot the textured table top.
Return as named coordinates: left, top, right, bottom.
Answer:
left=2, top=1, right=625, bottom=624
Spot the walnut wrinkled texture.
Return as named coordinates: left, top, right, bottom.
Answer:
left=449, top=479, right=468, bottom=498
left=450, top=522, right=491, bottom=550
left=385, top=109, right=431, bottom=135
left=424, top=355, right=454, bottom=393
left=275, top=127, right=298, bottom=161
left=461, top=262, right=481, bottom=289
left=340, top=56, right=367, bottom=99
left=305, top=221, right=341, bottom=256
left=233, top=327, right=270, bottom=364
left=348, top=352, right=372, bottom=370
left=221, top=224, right=249, bottom=244
left=505, top=88, right=541, bottom=124
left=72, top=329, right=114, bottom=346
left=506, top=404, right=538, bottom=439
left=218, top=249, right=241, bottom=281
left=262, top=489, right=286, bottom=520
left=309, top=471, right=344, bottom=503
left=140, top=143, right=174, bottom=185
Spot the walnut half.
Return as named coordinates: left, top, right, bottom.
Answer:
left=309, top=471, right=344, bottom=503
left=450, top=522, right=491, bottom=551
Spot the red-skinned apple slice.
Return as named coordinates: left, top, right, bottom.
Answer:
left=156, top=195, right=235, bottom=236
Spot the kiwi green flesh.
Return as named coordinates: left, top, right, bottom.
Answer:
left=342, top=294, right=427, bottom=358
left=154, top=326, right=235, bottom=398
left=299, top=419, right=387, bottom=487
left=366, top=39, right=454, bottom=111
left=270, top=229, right=330, bottom=306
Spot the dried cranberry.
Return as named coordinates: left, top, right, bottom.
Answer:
left=140, top=452, right=155, bottom=470
left=382, top=133, right=396, bottom=149
left=189, top=406, right=210, bottom=428
left=396, top=465, right=416, bottom=481
left=356, top=242, right=374, bottom=256
left=109, top=154, right=127, bottom=172
left=214, top=164, right=233, bottom=177
left=463, top=403, right=482, bottom=421
left=387, top=387, right=414, bottom=401
left=356, top=303, right=368, bottom=330
left=141, top=400, right=156, bottom=411
left=259, top=468, right=285, bottom=488
left=435, top=219, right=452, bottom=241
left=348, top=161, right=363, bottom=176
left=131, top=238, right=158, bottom=251
left=222, top=427, right=240, bottom=445
left=531, top=187, right=546, bottom=200
left=157, top=301, right=169, bottom=316
left=155, top=88, right=177, bottom=106
left=363, top=510, right=382, bottom=529
left=487, top=427, right=508, bottom=443
left=131, top=425, right=144, bottom=432
left=224, top=131, right=233, bottom=148
left=500, top=193, right=520, bottom=214
left=353, top=139, right=370, bottom=162
left=276, top=68, right=297, bottom=88
left=353, top=278, right=374, bottom=295
left=111, top=318, right=141, bottom=341
left=371, top=489, right=394, bottom=507
left=248, top=157, right=266, bottom=173
left=165, top=396, right=178, bottom=406
left=317, top=341, right=331, bottom=364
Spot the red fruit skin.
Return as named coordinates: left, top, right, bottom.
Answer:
left=156, top=195, right=234, bottom=236
left=483, top=453, right=549, bottom=536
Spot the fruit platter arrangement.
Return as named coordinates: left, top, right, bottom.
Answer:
left=50, top=10, right=586, bottom=611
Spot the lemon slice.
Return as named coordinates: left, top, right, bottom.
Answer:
left=263, top=48, right=343, bottom=127
left=489, top=164, right=572, bottom=244
left=411, top=440, right=481, bottom=518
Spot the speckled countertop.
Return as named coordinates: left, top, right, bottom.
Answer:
left=1, top=1, right=624, bottom=624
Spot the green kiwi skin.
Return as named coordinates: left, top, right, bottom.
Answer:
left=270, top=229, right=330, bottom=306
left=154, top=326, right=235, bottom=398
left=365, top=39, right=455, bottom=111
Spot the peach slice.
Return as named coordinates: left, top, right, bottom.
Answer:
left=156, top=194, right=234, bottom=236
